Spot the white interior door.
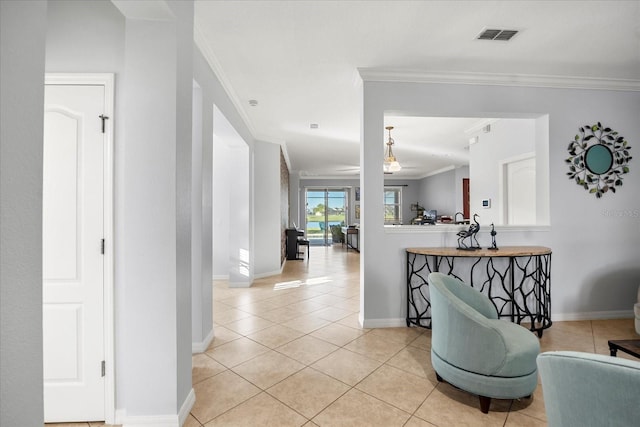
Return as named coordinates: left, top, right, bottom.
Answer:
left=43, top=84, right=105, bottom=422
left=506, top=156, right=536, bottom=225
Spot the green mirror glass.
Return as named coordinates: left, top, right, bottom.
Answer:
left=585, top=144, right=613, bottom=175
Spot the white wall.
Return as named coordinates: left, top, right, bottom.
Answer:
left=0, top=2, right=47, bottom=426
left=468, top=118, right=536, bottom=225
left=212, top=135, right=231, bottom=279
left=361, top=79, right=640, bottom=327
left=212, top=105, right=254, bottom=286
left=254, top=140, right=283, bottom=277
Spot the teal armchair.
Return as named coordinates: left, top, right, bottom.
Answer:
left=428, top=272, right=540, bottom=413
left=537, top=351, right=640, bottom=427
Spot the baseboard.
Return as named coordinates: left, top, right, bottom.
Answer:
left=229, top=281, right=253, bottom=288
left=362, top=317, right=408, bottom=328
left=212, top=274, right=229, bottom=280
left=362, top=311, right=635, bottom=327
left=254, top=268, right=283, bottom=279
left=115, top=388, right=195, bottom=427
left=178, top=388, right=196, bottom=427
left=116, top=411, right=179, bottom=427
left=553, top=310, right=634, bottom=322
left=192, top=328, right=215, bottom=354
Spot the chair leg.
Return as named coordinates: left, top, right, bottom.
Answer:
left=478, top=396, right=491, bottom=414
left=435, top=372, right=443, bottom=382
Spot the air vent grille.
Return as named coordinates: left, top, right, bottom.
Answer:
left=476, top=28, right=519, bottom=41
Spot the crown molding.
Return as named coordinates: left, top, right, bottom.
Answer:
left=194, top=25, right=258, bottom=138
left=358, top=68, right=640, bottom=92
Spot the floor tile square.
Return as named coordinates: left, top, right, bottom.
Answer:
left=206, top=336, right=269, bottom=368
left=257, top=306, right=305, bottom=323
left=281, top=314, right=332, bottom=334
left=211, top=307, right=252, bottom=325
left=414, top=383, right=510, bottom=427
left=310, top=323, right=367, bottom=346
left=204, top=392, right=307, bottom=427
left=344, top=332, right=407, bottom=362
left=386, top=345, right=435, bottom=380
left=313, top=388, right=410, bottom=427
left=232, top=350, right=304, bottom=389
left=267, top=367, right=350, bottom=418
left=311, top=348, right=381, bottom=386
left=247, top=324, right=305, bottom=349
left=207, top=326, right=242, bottom=349
left=276, top=335, right=339, bottom=365
left=192, top=353, right=226, bottom=385
left=191, top=370, right=260, bottom=424
left=356, top=364, right=435, bottom=413
left=224, top=316, right=275, bottom=335
left=312, top=306, right=353, bottom=322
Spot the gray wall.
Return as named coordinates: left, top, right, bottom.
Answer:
left=46, top=0, right=197, bottom=420
left=0, top=2, right=47, bottom=425
left=254, top=140, right=283, bottom=276
left=417, top=168, right=467, bottom=219
left=361, top=78, right=640, bottom=326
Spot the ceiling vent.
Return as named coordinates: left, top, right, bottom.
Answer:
left=476, top=28, right=519, bottom=41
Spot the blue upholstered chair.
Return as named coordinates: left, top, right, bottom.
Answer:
left=537, top=351, right=640, bottom=427
left=427, top=272, right=540, bottom=413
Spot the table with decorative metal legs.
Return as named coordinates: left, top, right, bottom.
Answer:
left=406, top=246, right=552, bottom=337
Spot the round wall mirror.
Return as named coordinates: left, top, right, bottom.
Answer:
left=566, top=123, right=632, bottom=198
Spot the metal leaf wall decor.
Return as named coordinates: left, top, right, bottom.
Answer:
left=566, top=123, right=632, bottom=198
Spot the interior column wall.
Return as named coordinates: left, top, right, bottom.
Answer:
left=0, top=2, right=48, bottom=425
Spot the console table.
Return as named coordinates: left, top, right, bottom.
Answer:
left=341, top=227, right=359, bottom=252
left=406, top=246, right=552, bottom=337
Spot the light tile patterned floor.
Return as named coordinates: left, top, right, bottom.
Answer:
left=48, top=244, right=638, bottom=427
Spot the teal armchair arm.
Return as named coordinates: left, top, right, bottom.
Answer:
left=537, top=351, right=640, bottom=427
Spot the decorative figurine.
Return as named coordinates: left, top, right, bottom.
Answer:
left=488, top=222, right=498, bottom=250
left=457, top=214, right=481, bottom=250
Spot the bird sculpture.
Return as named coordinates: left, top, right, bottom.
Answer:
left=489, top=222, right=498, bottom=250
left=457, top=214, right=481, bottom=250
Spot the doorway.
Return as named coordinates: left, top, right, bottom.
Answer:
left=42, top=74, right=114, bottom=423
left=305, top=189, right=347, bottom=245
left=503, top=154, right=536, bottom=225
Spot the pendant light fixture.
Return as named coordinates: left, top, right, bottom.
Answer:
left=384, top=126, right=402, bottom=173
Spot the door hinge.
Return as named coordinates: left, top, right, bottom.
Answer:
left=101, top=360, right=106, bottom=377
left=99, top=114, right=109, bottom=134
left=101, top=238, right=105, bottom=255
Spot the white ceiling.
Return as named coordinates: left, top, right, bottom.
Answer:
left=195, top=0, right=640, bottom=178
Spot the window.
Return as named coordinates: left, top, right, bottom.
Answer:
left=384, top=187, right=402, bottom=224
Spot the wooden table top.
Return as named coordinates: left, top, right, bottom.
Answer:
left=406, top=246, right=552, bottom=257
